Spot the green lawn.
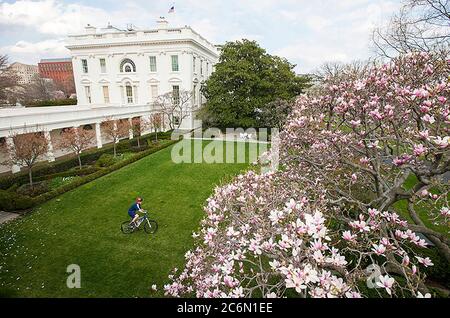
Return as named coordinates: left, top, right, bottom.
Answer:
left=0, top=140, right=262, bottom=297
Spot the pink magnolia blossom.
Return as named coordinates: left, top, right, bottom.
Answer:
left=342, top=230, right=356, bottom=241
left=413, top=144, right=427, bottom=156
left=376, top=275, right=395, bottom=295
left=417, top=292, right=431, bottom=298
left=372, top=244, right=386, bottom=256
left=422, top=114, right=435, bottom=124
left=415, top=256, right=434, bottom=267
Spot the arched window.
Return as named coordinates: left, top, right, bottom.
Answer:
left=120, top=58, right=136, bottom=73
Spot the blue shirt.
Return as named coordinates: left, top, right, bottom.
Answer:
left=128, top=203, right=141, bottom=213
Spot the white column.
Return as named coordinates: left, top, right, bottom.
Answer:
left=44, top=130, right=55, bottom=162
left=5, top=137, right=20, bottom=173
left=128, top=118, right=134, bottom=139
left=95, top=122, right=103, bottom=148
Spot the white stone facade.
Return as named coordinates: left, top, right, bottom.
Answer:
left=66, top=19, right=219, bottom=130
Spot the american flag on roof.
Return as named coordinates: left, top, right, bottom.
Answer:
left=168, top=6, right=175, bottom=13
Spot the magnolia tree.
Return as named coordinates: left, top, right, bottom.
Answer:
left=5, top=131, right=49, bottom=186
left=165, top=52, right=449, bottom=298
left=102, top=118, right=130, bottom=156
left=59, top=127, right=94, bottom=168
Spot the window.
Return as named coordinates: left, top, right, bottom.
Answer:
left=200, top=60, right=203, bottom=75
left=171, top=55, right=179, bottom=72
left=126, top=85, right=133, bottom=104
left=173, top=116, right=180, bottom=127
left=150, top=85, right=158, bottom=101
left=100, top=58, right=106, bottom=73
left=193, top=56, right=196, bottom=72
left=172, top=85, right=180, bottom=105
left=120, top=59, right=136, bottom=73
left=85, top=86, right=91, bottom=103
left=206, top=62, right=209, bottom=75
left=149, top=56, right=157, bottom=72
left=102, top=86, right=110, bottom=103
left=82, top=59, right=88, bottom=73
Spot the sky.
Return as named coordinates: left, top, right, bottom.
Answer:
left=0, top=0, right=401, bottom=73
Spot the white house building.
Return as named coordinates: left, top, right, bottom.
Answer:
left=66, top=18, right=219, bottom=130
left=0, top=19, right=219, bottom=174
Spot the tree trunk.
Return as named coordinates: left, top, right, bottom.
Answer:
left=78, top=154, right=82, bottom=169
left=113, top=142, right=117, bottom=157
left=137, top=136, right=140, bottom=148
left=28, top=167, right=33, bottom=187
left=155, top=129, right=158, bottom=142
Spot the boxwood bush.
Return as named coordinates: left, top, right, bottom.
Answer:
left=0, top=189, right=35, bottom=211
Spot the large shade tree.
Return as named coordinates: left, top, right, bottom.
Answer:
left=199, top=39, right=310, bottom=128
left=165, top=52, right=449, bottom=298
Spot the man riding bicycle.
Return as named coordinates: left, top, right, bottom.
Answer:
left=128, top=197, right=144, bottom=226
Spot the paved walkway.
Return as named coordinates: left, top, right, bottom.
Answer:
left=0, top=211, right=20, bottom=224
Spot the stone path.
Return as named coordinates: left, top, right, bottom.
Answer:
left=0, top=211, right=20, bottom=225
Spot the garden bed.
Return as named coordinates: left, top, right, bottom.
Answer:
left=0, top=138, right=177, bottom=212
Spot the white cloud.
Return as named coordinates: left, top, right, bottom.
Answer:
left=190, top=18, right=220, bottom=42
left=1, top=39, right=69, bottom=63
left=0, top=0, right=401, bottom=71
left=274, top=0, right=400, bottom=72
left=0, top=0, right=110, bottom=35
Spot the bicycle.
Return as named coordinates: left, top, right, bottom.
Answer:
left=121, top=210, right=158, bottom=234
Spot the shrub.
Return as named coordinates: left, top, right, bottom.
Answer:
left=95, top=154, right=117, bottom=168
left=24, top=99, right=77, bottom=107
left=0, top=190, right=34, bottom=211
left=16, top=182, right=49, bottom=197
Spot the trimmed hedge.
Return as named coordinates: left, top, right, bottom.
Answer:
left=33, top=166, right=99, bottom=182
left=0, top=189, right=34, bottom=211
left=0, top=139, right=179, bottom=212
left=0, top=131, right=174, bottom=190
left=24, top=99, right=77, bottom=107
left=95, top=154, right=117, bottom=168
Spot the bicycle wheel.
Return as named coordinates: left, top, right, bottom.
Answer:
left=121, top=221, right=135, bottom=234
left=144, top=220, right=158, bottom=234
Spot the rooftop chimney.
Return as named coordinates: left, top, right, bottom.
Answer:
left=156, top=17, right=169, bottom=29
left=85, top=24, right=96, bottom=34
